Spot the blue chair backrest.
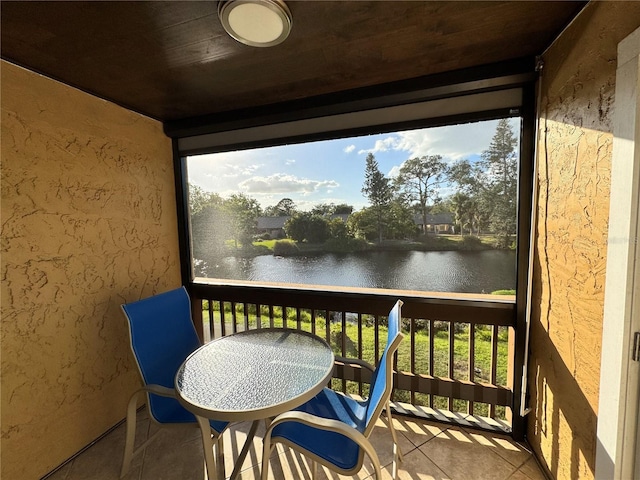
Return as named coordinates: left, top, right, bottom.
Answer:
left=122, top=287, right=200, bottom=423
left=363, top=300, right=403, bottom=435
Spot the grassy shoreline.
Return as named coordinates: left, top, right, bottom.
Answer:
left=247, top=234, right=512, bottom=257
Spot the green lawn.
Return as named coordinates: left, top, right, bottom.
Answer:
left=201, top=302, right=509, bottom=419
left=253, top=239, right=277, bottom=249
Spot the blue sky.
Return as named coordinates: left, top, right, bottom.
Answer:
left=187, top=118, right=520, bottom=212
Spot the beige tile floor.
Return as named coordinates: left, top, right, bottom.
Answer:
left=45, top=410, right=548, bottom=480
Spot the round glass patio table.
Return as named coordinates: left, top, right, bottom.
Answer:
left=175, top=328, right=335, bottom=422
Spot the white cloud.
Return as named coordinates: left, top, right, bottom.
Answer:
left=358, top=118, right=520, bottom=163
left=387, top=165, right=401, bottom=178
left=358, top=136, right=399, bottom=155
left=343, top=144, right=356, bottom=153
left=285, top=158, right=296, bottom=165
left=187, top=151, right=265, bottom=188
left=222, top=163, right=261, bottom=177
left=238, top=173, right=339, bottom=196
left=297, top=196, right=367, bottom=211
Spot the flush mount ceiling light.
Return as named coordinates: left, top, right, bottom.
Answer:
left=218, top=0, right=292, bottom=47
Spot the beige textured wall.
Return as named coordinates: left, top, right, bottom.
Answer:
left=528, top=3, right=640, bottom=479
left=1, top=61, right=180, bottom=479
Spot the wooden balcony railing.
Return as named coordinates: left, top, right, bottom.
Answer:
left=189, top=283, right=516, bottom=432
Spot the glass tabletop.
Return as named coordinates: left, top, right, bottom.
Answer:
left=175, top=329, right=334, bottom=421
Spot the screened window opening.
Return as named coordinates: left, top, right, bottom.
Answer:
left=186, top=117, right=521, bottom=296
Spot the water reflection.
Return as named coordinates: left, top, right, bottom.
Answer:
left=197, top=250, right=516, bottom=294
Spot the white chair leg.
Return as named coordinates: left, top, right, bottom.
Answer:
left=261, top=438, right=276, bottom=480
left=385, top=402, right=403, bottom=463
left=196, top=415, right=219, bottom=480
left=369, top=450, right=383, bottom=480
left=120, top=393, right=139, bottom=478
left=215, top=433, right=225, bottom=480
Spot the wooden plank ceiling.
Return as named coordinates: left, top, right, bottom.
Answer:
left=1, top=1, right=585, bottom=124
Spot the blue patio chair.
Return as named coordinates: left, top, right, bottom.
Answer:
left=120, top=287, right=229, bottom=478
left=261, top=300, right=405, bottom=480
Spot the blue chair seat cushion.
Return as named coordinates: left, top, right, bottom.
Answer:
left=271, top=388, right=367, bottom=471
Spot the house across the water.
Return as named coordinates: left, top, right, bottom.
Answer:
left=413, top=213, right=455, bottom=234
left=256, top=216, right=289, bottom=238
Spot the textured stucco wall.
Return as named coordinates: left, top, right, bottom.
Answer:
left=528, top=3, right=640, bottom=479
left=1, top=61, right=180, bottom=479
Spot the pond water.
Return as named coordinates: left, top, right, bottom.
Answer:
left=195, top=250, right=516, bottom=294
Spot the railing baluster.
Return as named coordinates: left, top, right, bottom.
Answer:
left=468, top=323, right=476, bottom=415
left=256, top=304, right=262, bottom=329
left=340, top=312, right=347, bottom=355
left=325, top=309, right=330, bottom=343
left=269, top=305, right=274, bottom=328
left=357, top=313, right=363, bottom=397
left=296, top=307, right=302, bottom=330
left=410, top=316, right=416, bottom=405
left=230, top=301, right=237, bottom=333
left=215, top=299, right=220, bottom=339
left=311, top=309, right=316, bottom=335
left=341, top=311, right=347, bottom=393
left=208, top=300, right=215, bottom=340
left=243, top=302, right=249, bottom=331
left=448, top=322, right=455, bottom=411
left=490, top=325, right=499, bottom=418
left=374, top=315, right=380, bottom=364
left=220, top=301, right=226, bottom=337
left=282, top=306, right=287, bottom=329
left=392, top=313, right=399, bottom=403
left=325, top=309, right=331, bottom=389
left=428, top=318, right=434, bottom=409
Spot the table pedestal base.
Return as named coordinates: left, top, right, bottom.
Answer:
left=197, top=417, right=261, bottom=480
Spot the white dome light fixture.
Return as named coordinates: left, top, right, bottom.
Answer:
left=218, top=0, right=292, bottom=48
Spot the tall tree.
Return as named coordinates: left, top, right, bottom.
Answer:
left=191, top=203, right=228, bottom=261
left=361, top=153, right=391, bottom=242
left=386, top=199, right=419, bottom=240
left=188, top=184, right=222, bottom=215
left=449, top=162, right=492, bottom=235
left=450, top=192, right=473, bottom=235
left=481, top=119, right=518, bottom=247
left=264, top=197, right=297, bottom=217
left=333, top=203, right=354, bottom=215
left=394, top=155, right=448, bottom=234
left=284, top=213, right=330, bottom=243
left=189, top=185, right=227, bottom=262
left=347, top=207, right=378, bottom=241
left=223, top=194, right=260, bottom=249
left=449, top=120, right=518, bottom=244
left=311, top=203, right=336, bottom=216
left=448, top=192, right=489, bottom=236
left=328, top=217, right=350, bottom=239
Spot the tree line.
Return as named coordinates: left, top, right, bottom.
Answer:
left=189, top=118, right=518, bottom=257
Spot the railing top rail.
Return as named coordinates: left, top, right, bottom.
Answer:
left=189, top=281, right=516, bottom=326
